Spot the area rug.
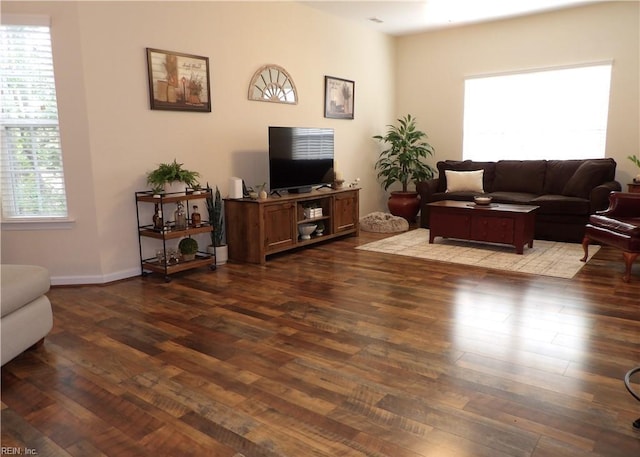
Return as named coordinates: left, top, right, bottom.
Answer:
left=357, top=228, right=599, bottom=279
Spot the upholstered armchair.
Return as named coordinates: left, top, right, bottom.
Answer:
left=581, top=192, right=640, bottom=282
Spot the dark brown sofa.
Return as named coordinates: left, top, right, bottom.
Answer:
left=417, top=158, right=621, bottom=242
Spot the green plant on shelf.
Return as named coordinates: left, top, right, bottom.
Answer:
left=146, top=159, right=200, bottom=192
left=178, top=238, right=198, bottom=262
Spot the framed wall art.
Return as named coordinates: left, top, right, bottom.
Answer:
left=324, top=76, right=354, bottom=119
left=146, top=48, right=211, bottom=112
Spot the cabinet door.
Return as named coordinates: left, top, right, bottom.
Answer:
left=472, top=216, right=514, bottom=243
left=431, top=213, right=471, bottom=239
left=334, top=191, right=358, bottom=233
left=264, top=203, right=296, bottom=252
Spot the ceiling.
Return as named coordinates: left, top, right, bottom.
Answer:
left=301, top=0, right=601, bottom=36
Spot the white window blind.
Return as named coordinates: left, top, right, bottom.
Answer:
left=1, top=21, right=68, bottom=219
left=463, top=63, right=612, bottom=162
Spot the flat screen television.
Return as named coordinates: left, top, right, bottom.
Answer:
left=268, top=126, right=334, bottom=193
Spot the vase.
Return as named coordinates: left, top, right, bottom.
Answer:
left=209, top=244, right=228, bottom=265
left=387, top=191, right=420, bottom=222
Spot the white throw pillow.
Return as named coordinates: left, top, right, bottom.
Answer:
left=445, top=169, right=484, bottom=192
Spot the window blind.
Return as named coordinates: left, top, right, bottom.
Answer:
left=1, top=23, right=68, bottom=219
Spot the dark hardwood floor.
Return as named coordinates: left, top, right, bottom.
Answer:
left=2, top=229, right=639, bottom=457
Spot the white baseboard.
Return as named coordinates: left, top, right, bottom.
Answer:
left=50, top=267, right=140, bottom=286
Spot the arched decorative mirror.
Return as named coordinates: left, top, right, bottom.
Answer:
left=248, top=64, right=298, bottom=104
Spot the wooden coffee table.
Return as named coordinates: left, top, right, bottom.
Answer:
left=427, top=200, right=539, bottom=254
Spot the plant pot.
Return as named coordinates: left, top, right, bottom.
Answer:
left=165, top=181, right=187, bottom=196
left=209, top=244, right=228, bottom=265
left=387, top=191, right=420, bottom=222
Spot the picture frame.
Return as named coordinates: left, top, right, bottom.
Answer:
left=324, top=76, right=354, bottom=119
left=146, top=48, right=211, bottom=112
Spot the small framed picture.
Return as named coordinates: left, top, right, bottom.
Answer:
left=146, top=48, right=211, bottom=112
left=324, top=76, right=354, bottom=119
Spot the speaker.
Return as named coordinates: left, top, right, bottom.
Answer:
left=229, top=177, right=243, bottom=199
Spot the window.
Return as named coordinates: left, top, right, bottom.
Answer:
left=1, top=17, right=68, bottom=220
left=463, top=63, right=612, bottom=162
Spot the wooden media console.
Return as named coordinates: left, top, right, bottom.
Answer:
left=225, top=188, right=359, bottom=264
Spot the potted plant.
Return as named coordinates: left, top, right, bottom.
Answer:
left=628, top=154, right=640, bottom=183
left=373, top=114, right=436, bottom=221
left=178, top=237, right=198, bottom=261
left=146, top=159, right=200, bottom=195
left=206, top=185, right=228, bottom=265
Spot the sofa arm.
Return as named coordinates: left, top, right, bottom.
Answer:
left=590, top=181, right=622, bottom=212
left=598, top=191, right=640, bottom=217
left=416, top=178, right=439, bottom=202
left=416, top=179, right=439, bottom=228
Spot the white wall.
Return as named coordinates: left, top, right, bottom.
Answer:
left=1, top=1, right=395, bottom=284
left=395, top=1, right=639, bottom=184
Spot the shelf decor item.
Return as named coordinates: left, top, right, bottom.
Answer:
left=146, top=159, right=200, bottom=194
left=174, top=201, right=187, bottom=230
left=146, top=48, right=211, bottom=112
left=373, top=114, right=436, bottom=221
left=324, top=76, right=354, bottom=119
left=191, top=205, right=201, bottom=227
left=178, top=237, right=198, bottom=261
left=299, top=223, right=317, bottom=240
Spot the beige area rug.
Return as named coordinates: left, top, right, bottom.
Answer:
left=357, top=228, right=599, bottom=279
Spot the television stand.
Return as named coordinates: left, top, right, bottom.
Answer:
left=225, top=187, right=360, bottom=264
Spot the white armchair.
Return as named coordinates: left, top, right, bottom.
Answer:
left=1, top=264, right=53, bottom=365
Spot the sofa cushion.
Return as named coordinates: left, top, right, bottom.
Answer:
left=543, top=160, right=584, bottom=195
left=436, top=160, right=496, bottom=193
left=562, top=160, right=613, bottom=198
left=530, top=194, right=591, bottom=215
left=487, top=192, right=539, bottom=205
left=493, top=160, right=546, bottom=194
left=0, top=265, right=50, bottom=318
left=445, top=170, right=484, bottom=192
left=588, top=215, right=640, bottom=236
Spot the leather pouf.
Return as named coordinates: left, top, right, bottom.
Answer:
left=387, top=191, right=420, bottom=222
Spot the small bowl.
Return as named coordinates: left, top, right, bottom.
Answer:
left=298, top=223, right=317, bottom=240
left=474, top=196, right=493, bottom=205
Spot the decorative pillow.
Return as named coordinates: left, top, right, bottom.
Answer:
left=436, top=161, right=496, bottom=193
left=445, top=170, right=484, bottom=193
left=562, top=160, right=611, bottom=198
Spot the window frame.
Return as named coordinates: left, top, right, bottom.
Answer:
left=1, top=14, right=74, bottom=229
